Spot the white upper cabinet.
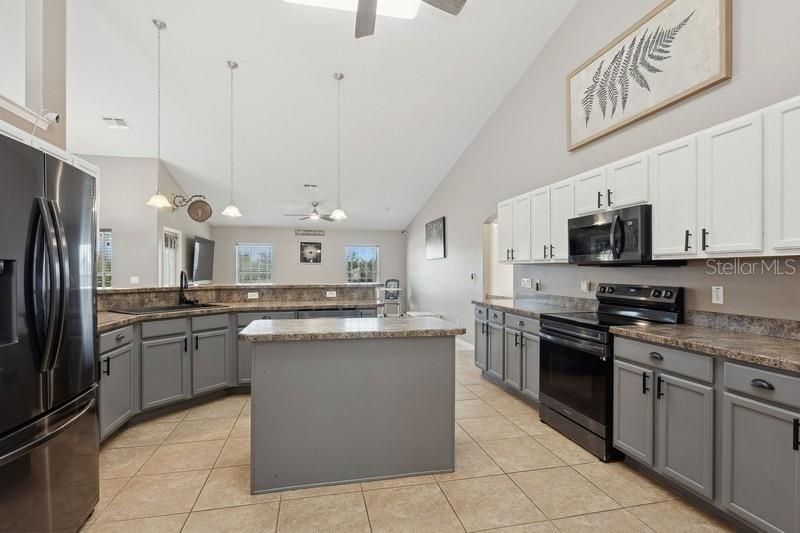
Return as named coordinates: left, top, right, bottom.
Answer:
left=531, top=187, right=551, bottom=262
left=574, top=167, right=607, bottom=215
left=511, top=193, right=532, bottom=262
left=765, top=95, right=800, bottom=252
left=497, top=200, right=513, bottom=262
left=699, top=112, right=764, bottom=255
left=607, top=152, right=649, bottom=209
left=549, top=179, right=574, bottom=262
left=651, top=136, right=699, bottom=258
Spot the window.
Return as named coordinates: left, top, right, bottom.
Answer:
left=236, top=244, right=273, bottom=284
left=160, top=227, right=182, bottom=287
left=346, top=245, right=379, bottom=283
left=96, top=228, right=112, bottom=288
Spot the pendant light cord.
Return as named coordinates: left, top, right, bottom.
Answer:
left=229, top=63, right=235, bottom=204
left=336, top=73, right=342, bottom=207
left=156, top=22, right=162, bottom=162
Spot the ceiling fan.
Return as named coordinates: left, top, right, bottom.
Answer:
left=355, top=0, right=466, bottom=38
left=284, top=201, right=336, bottom=222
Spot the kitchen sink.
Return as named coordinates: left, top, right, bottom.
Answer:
left=112, top=303, right=224, bottom=315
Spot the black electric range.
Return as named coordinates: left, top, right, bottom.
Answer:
left=538, top=284, right=684, bottom=461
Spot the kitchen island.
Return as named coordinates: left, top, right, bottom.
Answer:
left=239, top=317, right=465, bottom=494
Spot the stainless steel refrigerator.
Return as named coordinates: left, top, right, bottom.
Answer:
left=0, top=133, right=99, bottom=532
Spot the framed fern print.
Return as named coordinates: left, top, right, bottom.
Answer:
left=567, top=0, right=731, bottom=150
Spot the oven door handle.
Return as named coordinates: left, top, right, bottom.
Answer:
left=539, top=330, right=607, bottom=359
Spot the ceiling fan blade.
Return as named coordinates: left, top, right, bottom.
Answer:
left=422, top=0, right=466, bottom=15
left=284, top=214, right=310, bottom=217
left=355, top=0, right=377, bottom=38
left=298, top=216, right=310, bottom=221
left=321, top=215, right=336, bottom=222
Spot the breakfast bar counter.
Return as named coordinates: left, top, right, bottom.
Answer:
left=239, top=317, right=465, bottom=494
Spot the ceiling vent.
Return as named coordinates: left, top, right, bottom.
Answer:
left=101, top=116, right=130, bottom=129
left=304, top=184, right=318, bottom=192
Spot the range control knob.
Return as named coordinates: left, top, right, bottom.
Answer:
left=663, top=290, right=674, bottom=298
left=651, top=289, right=662, bottom=298
left=598, top=286, right=607, bottom=293
left=606, top=286, right=615, bottom=294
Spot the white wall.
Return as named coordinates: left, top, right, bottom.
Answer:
left=211, top=226, right=406, bottom=288
left=405, top=0, right=800, bottom=337
left=0, top=0, right=26, bottom=106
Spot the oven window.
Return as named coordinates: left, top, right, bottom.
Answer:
left=540, top=338, right=609, bottom=428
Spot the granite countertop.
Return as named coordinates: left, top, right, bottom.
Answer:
left=240, top=317, right=466, bottom=342
left=472, top=298, right=587, bottom=320
left=97, top=283, right=381, bottom=294
left=610, top=324, right=800, bottom=374
left=97, top=300, right=380, bottom=333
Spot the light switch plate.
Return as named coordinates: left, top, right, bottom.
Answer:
left=580, top=280, right=592, bottom=293
left=712, top=286, right=724, bottom=304
left=129, top=276, right=140, bottom=285
left=247, top=292, right=259, bottom=300
left=521, top=278, right=532, bottom=289
left=326, top=290, right=336, bottom=298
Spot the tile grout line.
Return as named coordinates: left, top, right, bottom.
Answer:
left=360, top=490, right=374, bottom=533
left=433, top=479, right=468, bottom=532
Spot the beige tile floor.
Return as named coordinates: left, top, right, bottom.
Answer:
left=82, top=348, right=735, bottom=532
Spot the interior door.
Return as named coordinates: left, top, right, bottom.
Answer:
left=0, top=134, right=47, bottom=436
left=511, top=194, right=531, bottom=262
left=607, top=152, right=649, bottom=209
left=45, top=156, right=97, bottom=409
left=573, top=167, right=607, bottom=215
left=497, top=201, right=513, bottom=262
left=699, top=113, right=764, bottom=254
left=549, top=180, right=574, bottom=262
left=651, top=136, right=699, bottom=257
left=531, top=187, right=550, bottom=262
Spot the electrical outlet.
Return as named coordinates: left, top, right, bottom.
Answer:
left=129, top=276, right=140, bottom=285
left=535, top=279, right=542, bottom=291
left=712, top=286, right=724, bottom=304
left=247, top=292, right=259, bottom=300
left=326, top=290, right=337, bottom=298
left=521, top=278, right=532, bottom=289
left=580, top=280, right=592, bottom=293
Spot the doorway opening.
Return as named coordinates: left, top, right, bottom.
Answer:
left=481, top=215, right=513, bottom=299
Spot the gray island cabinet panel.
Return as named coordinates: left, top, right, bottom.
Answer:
left=192, top=329, right=228, bottom=395
left=474, top=319, right=487, bottom=371
left=504, top=329, right=522, bottom=390
left=141, top=334, right=190, bottom=410
left=656, top=372, right=714, bottom=499
left=722, top=392, right=800, bottom=533
left=486, top=321, right=504, bottom=381
left=521, top=332, right=540, bottom=401
left=613, top=359, right=654, bottom=465
left=99, top=344, right=134, bottom=439
left=237, top=312, right=296, bottom=384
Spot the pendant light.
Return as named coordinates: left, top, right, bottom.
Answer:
left=146, top=19, right=172, bottom=209
left=221, top=60, right=242, bottom=217
left=329, top=72, right=348, bottom=221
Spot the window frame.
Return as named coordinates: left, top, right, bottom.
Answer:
left=235, top=243, right=274, bottom=285
left=159, top=226, right=183, bottom=287
left=345, top=245, right=380, bottom=284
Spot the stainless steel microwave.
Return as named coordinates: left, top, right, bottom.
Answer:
left=568, top=205, right=652, bottom=265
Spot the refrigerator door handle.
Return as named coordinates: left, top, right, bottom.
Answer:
left=0, top=394, right=95, bottom=468
left=32, top=198, right=62, bottom=373
left=46, top=199, right=70, bottom=371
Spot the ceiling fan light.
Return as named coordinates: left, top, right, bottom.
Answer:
left=330, top=207, right=348, bottom=220
left=221, top=204, right=243, bottom=217
left=146, top=192, right=172, bottom=208
left=309, top=212, right=321, bottom=221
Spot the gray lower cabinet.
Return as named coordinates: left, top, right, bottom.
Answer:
left=486, top=321, right=504, bottom=381
left=237, top=327, right=251, bottom=384
left=141, top=334, right=190, bottom=410
left=521, top=332, right=540, bottom=401
left=504, top=329, right=522, bottom=390
left=99, top=344, right=134, bottom=439
left=192, top=329, right=228, bottom=395
left=613, top=359, right=654, bottom=465
left=722, top=392, right=800, bottom=533
left=474, top=319, right=487, bottom=371
left=656, top=372, right=714, bottom=499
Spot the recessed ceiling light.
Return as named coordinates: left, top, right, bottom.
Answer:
left=101, top=116, right=130, bottom=129
left=284, top=0, right=421, bottom=20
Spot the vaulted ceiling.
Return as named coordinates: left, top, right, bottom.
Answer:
left=67, top=0, right=575, bottom=229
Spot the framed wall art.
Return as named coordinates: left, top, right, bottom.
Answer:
left=300, top=241, right=322, bottom=264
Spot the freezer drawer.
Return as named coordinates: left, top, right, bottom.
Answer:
left=0, top=387, right=99, bottom=532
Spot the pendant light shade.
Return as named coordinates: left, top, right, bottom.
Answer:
left=330, top=72, right=347, bottom=221
left=147, top=19, right=171, bottom=209
left=222, top=60, right=243, bottom=217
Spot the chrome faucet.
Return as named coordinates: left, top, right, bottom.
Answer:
left=179, top=271, right=198, bottom=305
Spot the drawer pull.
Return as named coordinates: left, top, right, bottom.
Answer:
left=750, top=378, right=775, bottom=391
left=115, top=333, right=126, bottom=341
left=518, top=320, right=525, bottom=327
left=649, top=352, right=664, bottom=361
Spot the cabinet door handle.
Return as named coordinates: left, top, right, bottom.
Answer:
left=184, top=338, right=188, bottom=352
left=511, top=249, right=515, bottom=261
left=115, top=333, right=125, bottom=341
left=549, top=244, right=554, bottom=258
left=750, top=378, right=775, bottom=391
left=543, top=245, right=548, bottom=259
left=506, top=249, right=510, bottom=261
left=642, top=372, right=650, bottom=394
left=701, top=228, right=709, bottom=251
left=103, top=358, right=110, bottom=376
left=607, top=188, right=613, bottom=206
left=597, top=190, right=603, bottom=209
left=684, top=230, right=692, bottom=251
left=649, top=351, right=664, bottom=361
left=514, top=332, right=519, bottom=347
left=794, top=419, right=799, bottom=451
left=195, top=335, right=199, bottom=350
left=656, top=376, right=665, bottom=399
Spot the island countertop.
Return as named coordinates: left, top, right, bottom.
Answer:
left=240, top=317, right=466, bottom=342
